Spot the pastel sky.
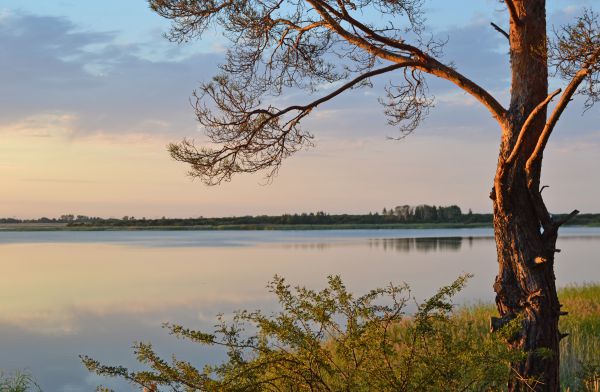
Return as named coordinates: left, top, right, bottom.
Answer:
left=0, top=0, right=598, bottom=218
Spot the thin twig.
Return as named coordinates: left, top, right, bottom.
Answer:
left=490, top=22, right=509, bottom=40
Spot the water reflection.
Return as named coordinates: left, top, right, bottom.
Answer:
left=0, top=228, right=599, bottom=391
left=369, top=236, right=462, bottom=252
left=280, top=242, right=334, bottom=251
left=279, top=237, right=467, bottom=252
left=300, top=236, right=497, bottom=254
left=278, top=236, right=498, bottom=253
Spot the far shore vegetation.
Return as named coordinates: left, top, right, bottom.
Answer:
left=2, top=204, right=600, bottom=231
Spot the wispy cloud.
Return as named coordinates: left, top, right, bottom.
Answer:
left=0, top=12, right=221, bottom=139
left=0, top=112, right=78, bottom=137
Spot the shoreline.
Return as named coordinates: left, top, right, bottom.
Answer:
left=0, top=222, right=492, bottom=232
left=1, top=222, right=598, bottom=232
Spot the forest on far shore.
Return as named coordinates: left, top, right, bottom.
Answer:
left=2, top=204, right=600, bottom=228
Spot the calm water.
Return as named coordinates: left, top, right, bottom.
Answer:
left=1, top=227, right=599, bottom=391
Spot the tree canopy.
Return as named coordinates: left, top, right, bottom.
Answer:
left=118, top=1, right=600, bottom=389
left=151, top=1, right=599, bottom=186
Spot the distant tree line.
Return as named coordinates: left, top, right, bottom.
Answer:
left=2, top=206, right=599, bottom=227
left=382, top=204, right=466, bottom=222
left=0, top=215, right=104, bottom=224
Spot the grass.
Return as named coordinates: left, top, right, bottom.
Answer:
left=0, top=371, right=39, bottom=392
left=453, top=284, right=600, bottom=390
left=559, top=284, right=600, bottom=390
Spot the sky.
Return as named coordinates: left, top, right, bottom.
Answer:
left=0, top=0, right=598, bottom=218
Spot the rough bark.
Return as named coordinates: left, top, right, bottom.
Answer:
left=492, top=1, right=564, bottom=390
left=492, top=174, right=562, bottom=391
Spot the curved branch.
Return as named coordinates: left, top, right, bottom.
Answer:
left=505, top=89, right=561, bottom=165
left=417, top=59, right=507, bottom=123
left=307, top=0, right=507, bottom=123
left=523, top=47, right=600, bottom=231
left=250, top=62, right=412, bottom=118
left=306, top=0, right=415, bottom=65
left=314, top=0, right=425, bottom=56
left=526, top=45, right=600, bottom=173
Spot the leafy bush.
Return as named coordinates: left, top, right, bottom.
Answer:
left=83, top=274, right=527, bottom=391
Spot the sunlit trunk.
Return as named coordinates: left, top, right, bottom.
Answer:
left=492, top=164, right=561, bottom=391
left=491, top=1, right=563, bottom=390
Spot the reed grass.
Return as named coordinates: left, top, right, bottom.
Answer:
left=0, top=371, right=39, bottom=392
left=452, top=284, right=600, bottom=390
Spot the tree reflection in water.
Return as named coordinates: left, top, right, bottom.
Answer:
left=369, top=237, right=482, bottom=253
left=278, top=236, right=496, bottom=253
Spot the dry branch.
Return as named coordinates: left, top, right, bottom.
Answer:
left=505, top=89, right=561, bottom=165
left=490, top=22, right=509, bottom=40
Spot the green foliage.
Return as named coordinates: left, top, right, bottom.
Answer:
left=0, top=371, right=40, bottom=392
left=83, top=274, right=523, bottom=391
left=9, top=210, right=600, bottom=230
left=576, top=360, right=600, bottom=392
left=447, top=284, right=600, bottom=391
left=559, top=284, right=600, bottom=390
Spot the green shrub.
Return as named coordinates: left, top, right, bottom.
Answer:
left=83, top=274, right=526, bottom=391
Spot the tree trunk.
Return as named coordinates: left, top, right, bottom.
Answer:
left=492, top=176, right=561, bottom=391
left=491, top=1, right=565, bottom=390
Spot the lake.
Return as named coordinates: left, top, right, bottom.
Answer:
left=1, top=227, right=599, bottom=391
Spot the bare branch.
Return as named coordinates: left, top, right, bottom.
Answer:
left=550, top=9, right=600, bottom=111
left=251, top=63, right=411, bottom=117
left=505, top=89, right=561, bottom=165
left=305, top=0, right=416, bottom=65
left=170, top=63, right=412, bottom=184
left=526, top=52, right=599, bottom=173
left=307, top=0, right=507, bottom=123
left=381, top=68, right=434, bottom=137
left=554, top=209, right=580, bottom=228
left=490, top=22, right=509, bottom=41
left=416, top=59, right=507, bottom=123
left=313, top=0, right=426, bottom=56
left=527, top=10, right=600, bottom=174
